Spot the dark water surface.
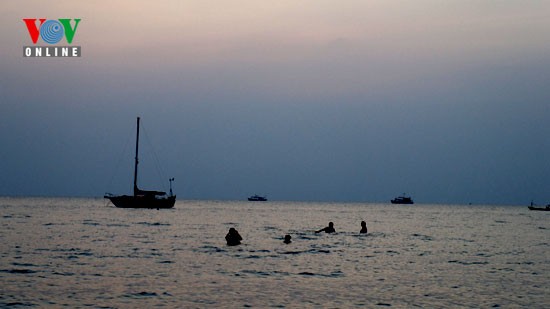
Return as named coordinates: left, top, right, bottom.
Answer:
left=0, top=198, right=548, bottom=308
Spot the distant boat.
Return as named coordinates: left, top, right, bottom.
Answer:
left=391, top=194, right=414, bottom=204
left=528, top=206, right=550, bottom=211
left=528, top=201, right=550, bottom=211
left=104, top=117, right=176, bottom=209
left=248, top=194, right=267, bottom=202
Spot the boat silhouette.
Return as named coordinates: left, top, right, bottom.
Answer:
left=528, top=206, right=550, bottom=211
left=528, top=201, right=550, bottom=211
left=391, top=194, right=414, bottom=204
left=248, top=194, right=267, bottom=201
left=104, top=117, right=176, bottom=208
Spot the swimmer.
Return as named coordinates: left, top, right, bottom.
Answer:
left=315, top=222, right=335, bottom=233
left=225, top=227, right=242, bottom=246
left=360, top=220, right=368, bottom=234
left=283, top=234, right=292, bottom=244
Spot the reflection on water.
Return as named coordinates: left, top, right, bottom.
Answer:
left=0, top=198, right=548, bottom=307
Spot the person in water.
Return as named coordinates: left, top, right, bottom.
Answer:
left=283, top=234, right=292, bottom=244
left=360, top=220, right=368, bottom=234
left=225, top=227, right=242, bottom=246
left=315, top=222, right=335, bottom=233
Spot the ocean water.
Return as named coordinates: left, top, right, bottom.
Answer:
left=0, top=198, right=548, bottom=308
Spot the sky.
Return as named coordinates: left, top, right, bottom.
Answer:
left=1, top=0, right=549, bottom=204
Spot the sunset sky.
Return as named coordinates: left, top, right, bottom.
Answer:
left=1, top=1, right=549, bottom=204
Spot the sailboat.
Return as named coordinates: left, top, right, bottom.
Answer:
left=104, top=117, right=176, bottom=208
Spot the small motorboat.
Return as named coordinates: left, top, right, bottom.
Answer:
left=248, top=194, right=267, bottom=202
left=391, top=194, right=414, bottom=204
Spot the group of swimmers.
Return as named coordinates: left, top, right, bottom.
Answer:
left=225, top=220, right=368, bottom=246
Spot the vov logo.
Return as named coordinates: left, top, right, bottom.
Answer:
left=23, top=18, right=82, bottom=57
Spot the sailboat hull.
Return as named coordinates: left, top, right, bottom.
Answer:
left=105, top=195, right=176, bottom=209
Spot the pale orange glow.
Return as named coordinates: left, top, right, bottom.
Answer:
left=8, top=0, right=549, bottom=65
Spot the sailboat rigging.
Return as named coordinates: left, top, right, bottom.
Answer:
left=104, top=117, right=176, bottom=208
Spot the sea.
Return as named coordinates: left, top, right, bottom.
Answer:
left=0, top=197, right=548, bottom=308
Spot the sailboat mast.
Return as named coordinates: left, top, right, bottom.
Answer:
left=133, top=117, right=140, bottom=195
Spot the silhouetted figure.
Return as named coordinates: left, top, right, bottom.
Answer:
left=225, top=227, right=242, bottom=246
left=360, top=221, right=368, bottom=234
left=284, top=234, right=292, bottom=244
left=315, top=222, right=335, bottom=233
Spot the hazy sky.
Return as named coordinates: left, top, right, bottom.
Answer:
left=1, top=1, right=549, bottom=204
